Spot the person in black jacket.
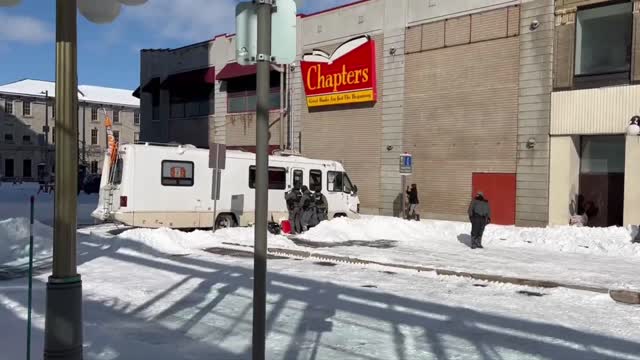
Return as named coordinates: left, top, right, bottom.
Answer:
left=406, top=184, right=419, bottom=220
left=284, top=185, right=303, bottom=234
left=468, top=192, right=491, bottom=249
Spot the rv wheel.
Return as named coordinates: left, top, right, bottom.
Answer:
left=215, top=214, right=237, bottom=230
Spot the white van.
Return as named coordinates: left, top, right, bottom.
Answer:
left=91, top=143, right=360, bottom=229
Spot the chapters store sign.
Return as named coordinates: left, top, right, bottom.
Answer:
left=301, top=35, right=377, bottom=108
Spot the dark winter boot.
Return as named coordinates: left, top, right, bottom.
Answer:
left=470, top=237, right=477, bottom=249
left=477, top=237, right=484, bottom=249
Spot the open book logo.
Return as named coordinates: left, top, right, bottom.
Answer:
left=302, top=35, right=370, bottom=65
left=301, top=35, right=377, bottom=108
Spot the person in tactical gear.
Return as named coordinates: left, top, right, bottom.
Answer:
left=299, top=186, right=314, bottom=232
left=468, top=191, right=491, bottom=249
left=314, top=189, right=328, bottom=225
left=284, top=184, right=303, bottom=234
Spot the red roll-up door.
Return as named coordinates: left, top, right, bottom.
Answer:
left=471, top=173, right=516, bottom=225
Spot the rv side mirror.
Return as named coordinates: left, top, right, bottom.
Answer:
left=352, top=185, right=358, bottom=195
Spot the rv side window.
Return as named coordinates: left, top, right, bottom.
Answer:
left=327, top=171, right=343, bottom=192
left=343, top=173, right=354, bottom=194
left=161, top=160, right=194, bottom=187
left=112, top=158, right=123, bottom=185
left=249, top=166, right=286, bottom=190
left=293, top=169, right=303, bottom=189
left=309, top=170, right=322, bottom=192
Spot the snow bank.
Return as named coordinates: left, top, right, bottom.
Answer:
left=0, top=218, right=53, bottom=266
left=302, top=216, right=640, bottom=258
left=116, top=227, right=294, bottom=256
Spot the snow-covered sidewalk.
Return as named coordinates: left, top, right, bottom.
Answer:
left=2, top=236, right=640, bottom=360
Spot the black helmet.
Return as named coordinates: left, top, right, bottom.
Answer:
left=301, top=185, right=309, bottom=192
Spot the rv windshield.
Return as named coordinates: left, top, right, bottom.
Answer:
left=112, top=158, right=123, bottom=185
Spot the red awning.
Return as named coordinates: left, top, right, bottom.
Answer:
left=216, top=63, right=281, bottom=81
left=216, top=63, right=258, bottom=80
left=161, top=67, right=216, bottom=87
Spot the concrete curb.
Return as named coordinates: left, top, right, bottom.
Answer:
left=220, top=241, right=640, bottom=304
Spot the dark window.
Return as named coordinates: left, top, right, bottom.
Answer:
left=327, top=171, right=343, bottom=192
left=152, top=84, right=160, bottom=121
left=52, top=103, right=55, bottom=118
left=113, top=110, right=120, bottom=123
left=249, top=166, right=286, bottom=189
left=23, top=159, right=31, bottom=178
left=343, top=173, right=354, bottom=194
left=52, top=127, right=55, bottom=143
left=4, top=133, right=14, bottom=143
left=91, top=107, right=98, bottom=121
left=575, top=2, right=632, bottom=78
left=310, top=169, right=322, bottom=192
left=112, top=158, right=123, bottom=185
left=5, top=100, right=13, bottom=114
left=134, top=112, right=140, bottom=125
left=90, top=161, right=99, bottom=174
left=91, top=129, right=98, bottom=145
left=226, top=72, right=282, bottom=113
left=161, top=160, right=194, bottom=186
left=4, top=159, right=14, bottom=177
left=22, top=135, right=31, bottom=144
left=293, top=169, right=303, bottom=189
left=170, top=86, right=213, bottom=118
left=113, top=130, right=120, bottom=143
left=23, top=101, right=31, bottom=116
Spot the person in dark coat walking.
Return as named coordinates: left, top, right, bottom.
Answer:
left=314, top=189, right=329, bottom=224
left=468, top=192, right=491, bottom=249
left=406, top=184, right=419, bottom=220
left=284, top=185, right=303, bottom=234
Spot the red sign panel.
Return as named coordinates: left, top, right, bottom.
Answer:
left=300, top=35, right=377, bottom=108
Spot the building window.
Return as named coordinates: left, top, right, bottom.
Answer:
left=4, top=133, right=14, bottom=144
left=228, top=90, right=280, bottom=113
left=152, top=82, right=160, bottom=122
left=23, top=159, right=32, bottom=178
left=52, top=127, right=55, bottom=143
left=226, top=72, right=281, bottom=113
left=91, top=129, right=98, bottom=145
left=4, top=100, right=13, bottom=114
left=52, top=103, right=55, bottom=118
left=4, top=159, right=14, bottom=178
left=134, top=132, right=140, bottom=142
left=575, top=2, right=633, bottom=80
left=22, top=135, right=31, bottom=144
left=91, top=107, right=98, bottom=121
left=134, top=111, right=140, bottom=125
left=113, top=110, right=120, bottom=123
left=161, top=160, right=194, bottom=186
left=113, top=130, right=120, bottom=143
left=309, top=169, right=322, bottom=192
left=23, top=101, right=31, bottom=116
left=90, top=160, right=99, bottom=174
left=248, top=166, right=286, bottom=189
left=170, top=86, right=213, bottom=119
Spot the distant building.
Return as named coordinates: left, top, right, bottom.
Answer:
left=0, top=79, right=139, bottom=181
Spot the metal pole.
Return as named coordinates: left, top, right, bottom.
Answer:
left=44, top=91, right=49, bottom=172
left=27, top=196, right=34, bottom=360
left=253, top=1, right=272, bottom=359
left=82, top=104, right=86, bottom=165
left=279, top=68, right=284, bottom=150
left=401, top=175, right=406, bottom=219
left=44, top=1, right=83, bottom=359
left=213, top=151, right=219, bottom=232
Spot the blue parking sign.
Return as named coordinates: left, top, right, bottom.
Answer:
left=400, top=153, right=412, bottom=174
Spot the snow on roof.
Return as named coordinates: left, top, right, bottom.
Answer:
left=0, top=79, right=139, bottom=107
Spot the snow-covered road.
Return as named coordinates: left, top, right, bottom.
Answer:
left=2, top=236, right=639, bottom=360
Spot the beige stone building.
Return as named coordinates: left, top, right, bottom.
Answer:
left=0, top=79, right=140, bottom=181
left=137, top=0, right=640, bottom=227
left=549, top=0, right=640, bottom=227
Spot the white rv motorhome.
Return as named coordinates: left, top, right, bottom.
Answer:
left=92, top=143, right=360, bottom=229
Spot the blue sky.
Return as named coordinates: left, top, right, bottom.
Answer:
left=0, top=0, right=353, bottom=90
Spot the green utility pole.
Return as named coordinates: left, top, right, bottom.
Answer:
left=43, top=1, right=83, bottom=359
left=253, top=0, right=272, bottom=359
